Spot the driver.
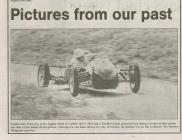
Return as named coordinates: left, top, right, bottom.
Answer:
left=69, top=48, right=91, bottom=69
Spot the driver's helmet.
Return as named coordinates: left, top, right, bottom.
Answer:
left=73, top=48, right=90, bottom=59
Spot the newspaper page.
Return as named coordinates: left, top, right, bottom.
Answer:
left=2, top=0, right=181, bottom=135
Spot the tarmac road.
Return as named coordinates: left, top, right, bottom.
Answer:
left=10, top=64, right=178, bottom=120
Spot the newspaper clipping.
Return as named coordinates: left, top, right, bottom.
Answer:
left=8, top=0, right=181, bottom=134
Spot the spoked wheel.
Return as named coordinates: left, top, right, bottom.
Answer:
left=37, top=63, right=50, bottom=87
left=129, top=63, right=140, bottom=93
left=69, top=69, right=79, bottom=97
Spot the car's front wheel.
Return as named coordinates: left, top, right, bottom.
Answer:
left=69, top=69, right=79, bottom=97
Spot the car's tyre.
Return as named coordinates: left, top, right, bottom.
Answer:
left=37, top=63, right=50, bottom=87
left=69, top=69, right=79, bottom=97
left=129, top=63, right=140, bottom=93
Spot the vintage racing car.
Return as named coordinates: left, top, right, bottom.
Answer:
left=37, top=49, right=140, bottom=97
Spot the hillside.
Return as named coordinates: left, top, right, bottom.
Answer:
left=10, top=29, right=178, bottom=82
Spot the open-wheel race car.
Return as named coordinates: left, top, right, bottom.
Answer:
left=37, top=49, right=140, bottom=97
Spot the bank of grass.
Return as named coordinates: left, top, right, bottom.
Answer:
left=10, top=29, right=177, bottom=82
left=11, top=82, right=72, bottom=120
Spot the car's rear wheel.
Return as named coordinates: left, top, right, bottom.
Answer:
left=69, top=69, right=79, bottom=97
left=129, top=63, right=140, bottom=93
left=37, top=63, right=50, bottom=87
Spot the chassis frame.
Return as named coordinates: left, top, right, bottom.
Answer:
left=37, top=63, right=140, bottom=97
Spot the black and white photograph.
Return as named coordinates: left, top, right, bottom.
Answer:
left=10, top=28, right=178, bottom=120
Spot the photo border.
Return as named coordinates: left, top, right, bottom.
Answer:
left=7, top=0, right=182, bottom=134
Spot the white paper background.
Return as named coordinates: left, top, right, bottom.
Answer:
left=0, top=0, right=182, bottom=139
